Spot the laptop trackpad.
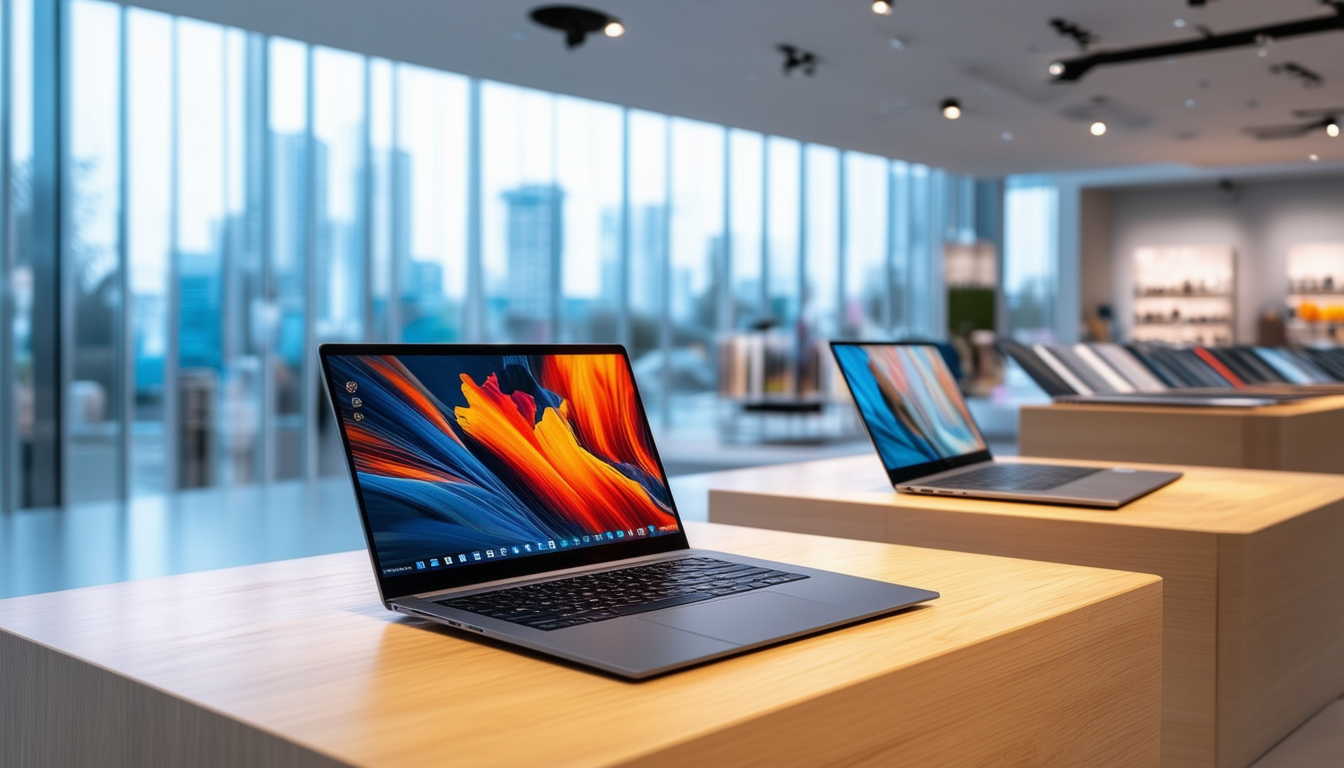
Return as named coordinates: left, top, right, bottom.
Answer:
left=640, top=592, right=855, bottom=646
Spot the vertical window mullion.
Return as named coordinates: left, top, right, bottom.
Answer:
left=658, top=118, right=671, bottom=429
left=0, top=0, right=14, bottom=512
left=115, top=3, right=129, bottom=498
left=301, top=44, right=316, bottom=482
left=617, top=110, right=629, bottom=348
left=360, top=57, right=373, bottom=342
left=465, top=78, right=482, bottom=342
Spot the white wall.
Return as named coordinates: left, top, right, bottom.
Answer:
left=1100, top=176, right=1344, bottom=344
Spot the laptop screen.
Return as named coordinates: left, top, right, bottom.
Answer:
left=831, top=343, right=990, bottom=482
left=322, top=346, right=686, bottom=599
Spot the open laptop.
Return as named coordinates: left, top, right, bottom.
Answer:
left=320, top=343, right=938, bottom=679
left=830, top=341, right=1182, bottom=508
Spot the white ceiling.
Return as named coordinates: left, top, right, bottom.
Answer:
left=137, top=0, right=1344, bottom=177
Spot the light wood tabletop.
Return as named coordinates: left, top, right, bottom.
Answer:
left=1019, top=394, right=1344, bottom=473
left=707, top=455, right=1344, bottom=768
left=0, top=521, right=1161, bottom=768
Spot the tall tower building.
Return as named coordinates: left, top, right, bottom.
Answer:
left=501, top=184, right=565, bottom=341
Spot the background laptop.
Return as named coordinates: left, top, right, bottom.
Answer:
left=830, top=341, right=1181, bottom=509
left=320, top=343, right=937, bottom=679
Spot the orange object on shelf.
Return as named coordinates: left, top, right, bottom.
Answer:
left=1299, top=301, right=1322, bottom=322
left=1325, top=305, right=1344, bottom=323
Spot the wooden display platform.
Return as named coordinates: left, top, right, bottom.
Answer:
left=0, top=522, right=1161, bottom=768
left=1019, top=395, right=1344, bottom=473
left=706, top=456, right=1344, bottom=768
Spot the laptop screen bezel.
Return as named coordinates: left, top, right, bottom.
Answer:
left=828, top=341, right=994, bottom=486
left=319, top=342, right=692, bottom=605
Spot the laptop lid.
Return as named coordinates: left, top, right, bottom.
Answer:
left=829, top=342, right=992, bottom=486
left=319, top=344, right=690, bottom=605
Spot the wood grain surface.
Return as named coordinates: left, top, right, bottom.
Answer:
left=706, top=456, right=1344, bottom=768
left=0, top=522, right=1161, bottom=768
left=1020, top=395, right=1344, bottom=473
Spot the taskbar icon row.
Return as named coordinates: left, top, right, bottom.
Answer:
left=410, top=525, right=660, bottom=572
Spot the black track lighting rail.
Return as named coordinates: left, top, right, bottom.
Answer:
left=1050, top=3, right=1344, bottom=82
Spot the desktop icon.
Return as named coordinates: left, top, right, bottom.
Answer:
left=429, top=558, right=440, bottom=568
left=345, top=381, right=358, bottom=393
left=616, top=530, right=625, bottom=538
left=415, top=561, right=426, bottom=570
left=648, top=525, right=656, bottom=535
left=637, top=528, right=645, bottom=536
left=472, top=552, right=481, bottom=561
left=606, top=532, right=615, bottom=540
left=352, top=412, right=365, bottom=422
left=547, top=540, right=556, bottom=549
left=512, top=546, right=520, bottom=555
left=560, top=540, right=568, bottom=548
left=572, top=538, right=580, bottom=547
left=351, top=397, right=363, bottom=408
left=583, top=535, right=590, bottom=543
left=486, top=550, right=495, bottom=557
left=458, top=554, right=467, bottom=563
left=524, top=544, right=532, bottom=552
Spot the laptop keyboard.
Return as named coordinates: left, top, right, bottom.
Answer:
left=927, top=464, right=1101, bottom=492
left=435, top=557, right=809, bottom=631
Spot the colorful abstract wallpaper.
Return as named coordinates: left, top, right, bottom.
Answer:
left=325, top=353, right=679, bottom=568
left=832, top=344, right=987, bottom=470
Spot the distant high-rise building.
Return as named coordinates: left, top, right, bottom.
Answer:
left=501, top=184, right=564, bottom=340
left=598, top=208, right=622, bottom=308
left=628, top=204, right=667, bottom=313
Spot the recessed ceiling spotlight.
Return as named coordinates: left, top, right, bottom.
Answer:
left=1090, top=121, right=1108, bottom=136
left=1002, top=132, right=1014, bottom=141
left=529, top=5, right=623, bottom=49
left=889, top=37, right=906, bottom=50
left=872, top=0, right=893, bottom=15
left=1185, top=98, right=1197, bottom=108
left=1048, top=61, right=1065, bottom=77
left=941, top=99, right=962, bottom=120
left=1174, top=18, right=1187, bottom=28
left=1310, top=154, right=1321, bottom=162
left=1327, top=120, right=1340, bottom=138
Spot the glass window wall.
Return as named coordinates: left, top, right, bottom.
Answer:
left=842, top=152, right=890, bottom=338
left=1, top=0, right=987, bottom=508
left=66, top=0, right=122, bottom=502
left=1003, top=184, right=1058, bottom=341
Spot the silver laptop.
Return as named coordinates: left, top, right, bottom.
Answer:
left=320, top=343, right=937, bottom=679
left=831, top=342, right=1182, bottom=509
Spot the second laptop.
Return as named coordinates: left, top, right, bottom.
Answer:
left=831, top=341, right=1181, bottom=509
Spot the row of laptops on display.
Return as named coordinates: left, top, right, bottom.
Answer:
left=1002, top=341, right=1344, bottom=406
left=319, top=341, right=1179, bottom=679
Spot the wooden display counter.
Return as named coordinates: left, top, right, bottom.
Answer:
left=1019, top=395, right=1344, bottom=473
left=1, top=522, right=1161, bottom=768
left=706, top=456, right=1344, bottom=768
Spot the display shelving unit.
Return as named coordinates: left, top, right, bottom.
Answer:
left=1131, top=245, right=1235, bottom=346
left=1286, top=243, right=1344, bottom=344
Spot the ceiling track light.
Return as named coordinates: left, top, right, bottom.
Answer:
left=941, top=98, right=962, bottom=120
left=529, top=5, right=623, bottom=49
left=1048, top=4, right=1344, bottom=82
left=1243, top=107, right=1344, bottom=140
left=871, top=0, right=893, bottom=15
left=778, top=44, right=818, bottom=77
left=1049, top=18, right=1096, bottom=52
left=1090, top=121, right=1108, bottom=136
